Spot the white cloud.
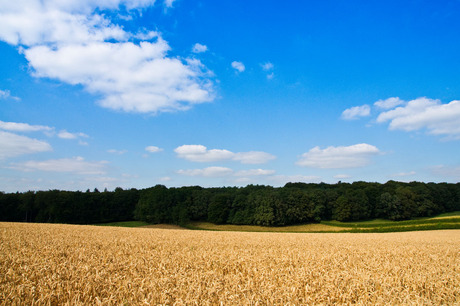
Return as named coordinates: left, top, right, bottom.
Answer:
left=376, top=98, right=460, bottom=138
left=174, top=145, right=275, bottom=164
left=374, top=97, right=404, bottom=110
left=0, top=121, right=89, bottom=144
left=341, top=105, right=371, bottom=120
left=0, top=89, right=20, bottom=101
left=10, top=156, right=108, bottom=175
left=0, top=90, right=10, bottom=99
left=235, top=169, right=275, bottom=176
left=0, top=120, right=52, bottom=132
left=133, top=30, right=158, bottom=40
left=57, top=130, right=88, bottom=139
left=261, top=62, right=273, bottom=71
left=297, top=143, right=380, bottom=169
left=107, top=149, right=127, bottom=155
left=163, top=0, right=176, bottom=8
left=25, top=41, right=214, bottom=114
left=177, top=166, right=233, bottom=177
left=175, top=145, right=234, bottom=162
left=145, top=145, right=163, bottom=153
left=192, top=43, right=208, bottom=53
left=0, top=0, right=214, bottom=114
left=233, top=151, right=276, bottom=164
left=392, top=171, right=416, bottom=177
left=0, top=1, right=128, bottom=46
left=0, top=131, right=52, bottom=159
left=231, top=61, right=245, bottom=73
left=260, top=62, right=274, bottom=79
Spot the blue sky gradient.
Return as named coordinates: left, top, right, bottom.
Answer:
left=1, top=0, right=460, bottom=192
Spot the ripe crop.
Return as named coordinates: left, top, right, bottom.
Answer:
left=1, top=222, right=459, bottom=304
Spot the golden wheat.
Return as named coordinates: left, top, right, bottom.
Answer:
left=1, top=222, right=459, bottom=305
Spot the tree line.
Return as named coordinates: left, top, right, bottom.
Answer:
left=1, top=181, right=459, bottom=226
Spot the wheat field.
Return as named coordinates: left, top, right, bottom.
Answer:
left=1, top=222, right=459, bottom=305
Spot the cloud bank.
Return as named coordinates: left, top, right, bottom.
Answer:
left=376, top=98, right=460, bottom=138
left=343, top=97, right=460, bottom=139
left=0, top=0, right=214, bottom=114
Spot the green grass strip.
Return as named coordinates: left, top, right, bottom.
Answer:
left=95, top=221, right=150, bottom=227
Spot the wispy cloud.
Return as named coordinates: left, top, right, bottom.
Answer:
left=177, top=167, right=276, bottom=180
left=0, top=120, right=89, bottom=146
left=233, top=151, right=276, bottom=164
left=145, top=146, right=163, bottom=153
left=177, top=166, right=234, bottom=177
left=334, top=174, right=351, bottom=179
left=392, top=171, right=416, bottom=177
left=0, top=89, right=20, bottom=101
left=0, top=120, right=52, bottom=132
left=57, top=130, right=88, bottom=140
left=341, top=105, right=371, bottom=120
left=0, top=131, right=52, bottom=159
left=107, top=149, right=128, bottom=155
left=10, top=156, right=108, bottom=175
left=297, top=143, right=380, bottom=169
left=374, top=97, right=404, bottom=110
left=261, top=62, right=274, bottom=71
left=192, top=43, right=208, bottom=53
left=164, top=0, right=176, bottom=8
left=235, top=169, right=275, bottom=176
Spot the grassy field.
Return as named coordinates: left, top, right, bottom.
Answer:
left=96, top=212, right=460, bottom=233
left=187, top=212, right=460, bottom=233
left=186, top=222, right=353, bottom=232
left=1, top=222, right=459, bottom=304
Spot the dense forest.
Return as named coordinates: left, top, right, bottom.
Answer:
left=1, top=181, right=460, bottom=226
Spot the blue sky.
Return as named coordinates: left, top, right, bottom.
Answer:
left=1, top=0, right=460, bottom=192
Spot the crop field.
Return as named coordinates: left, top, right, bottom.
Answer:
left=1, top=222, right=459, bottom=304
